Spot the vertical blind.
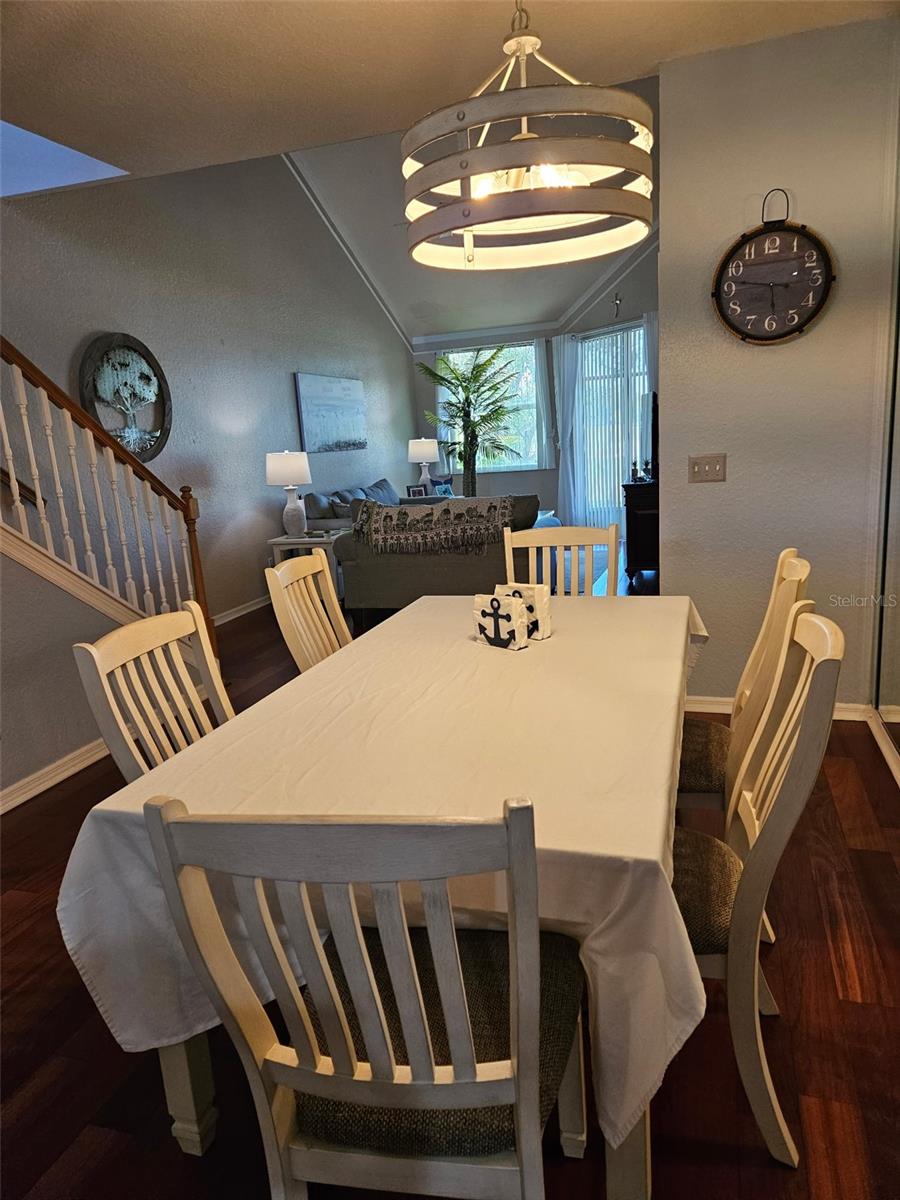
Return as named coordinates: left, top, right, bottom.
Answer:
left=573, top=323, right=650, bottom=528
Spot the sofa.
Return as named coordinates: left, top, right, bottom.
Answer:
left=333, top=494, right=557, bottom=613
left=305, top=478, right=457, bottom=531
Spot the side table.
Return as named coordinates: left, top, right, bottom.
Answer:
left=267, top=531, right=349, bottom=597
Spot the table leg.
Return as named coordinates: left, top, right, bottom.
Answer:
left=274, top=547, right=287, bottom=565
left=157, top=1033, right=218, bottom=1155
left=606, top=1107, right=651, bottom=1200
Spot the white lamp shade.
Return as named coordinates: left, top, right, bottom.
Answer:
left=408, top=438, right=439, bottom=464
left=266, top=451, right=311, bottom=486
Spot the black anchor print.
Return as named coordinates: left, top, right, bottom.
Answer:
left=510, top=589, right=539, bottom=638
left=478, top=596, right=517, bottom=648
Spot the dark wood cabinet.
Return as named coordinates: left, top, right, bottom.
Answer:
left=622, top=481, right=659, bottom=585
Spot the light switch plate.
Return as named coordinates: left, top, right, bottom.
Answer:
left=689, top=453, right=727, bottom=483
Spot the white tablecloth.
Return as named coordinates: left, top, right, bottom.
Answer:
left=58, top=595, right=708, bottom=1148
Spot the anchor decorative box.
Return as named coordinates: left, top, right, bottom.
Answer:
left=473, top=594, right=529, bottom=651
left=494, top=582, right=552, bottom=640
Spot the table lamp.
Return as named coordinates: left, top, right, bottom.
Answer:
left=408, top=438, right=439, bottom=489
left=266, top=451, right=312, bottom=536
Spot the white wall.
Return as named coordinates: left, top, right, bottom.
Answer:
left=659, top=19, right=899, bottom=704
left=1, top=155, right=418, bottom=618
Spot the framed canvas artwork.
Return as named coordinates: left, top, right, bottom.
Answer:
left=295, top=373, right=367, bottom=453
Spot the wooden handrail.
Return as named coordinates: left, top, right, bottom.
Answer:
left=1, top=335, right=217, bottom=652
left=0, top=336, right=184, bottom=510
left=1, top=466, right=37, bottom=507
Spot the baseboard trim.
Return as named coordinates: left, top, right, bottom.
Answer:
left=866, top=710, right=900, bottom=787
left=879, top=704, right=900, bottom=723
left=1, top=738, right=109, bottom=814
left=686, top=696, right=875, bottom=721
left=213, top=595, right=271, bottom=626
left=684, top=696, right=733, bottom=714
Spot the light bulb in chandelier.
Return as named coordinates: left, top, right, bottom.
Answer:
left=401, top=0, right=654, bottom=270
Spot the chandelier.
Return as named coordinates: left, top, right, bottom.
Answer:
left=402, top=0, right=654, bottom=271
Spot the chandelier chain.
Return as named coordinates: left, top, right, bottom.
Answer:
left=511, top=0, right=530, bottom=33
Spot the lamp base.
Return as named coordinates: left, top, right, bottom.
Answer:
left=282, top=486, right=307, bottom=536
left=417, top=462, right=433, bottom=490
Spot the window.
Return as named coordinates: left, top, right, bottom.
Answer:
left=435, top=341, right=554, bottom=472
left=568, top=322, right=650, bottom=527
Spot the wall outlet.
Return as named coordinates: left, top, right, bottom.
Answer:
left=689, top=453, right=727, bottom=483
left=266, top=556, right=274, bottom=567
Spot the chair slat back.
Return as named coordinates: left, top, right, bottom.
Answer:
left=73, top=600, right=234, bottom=782
left=144, top=798, right=539, bottom=1116
left=503, top=524, right=619, bottom=596
left=265, top=549, right=351, bottom=672
left=724, top=552, right=811, bottom=798
left=727, top=605, right=843, bottom=874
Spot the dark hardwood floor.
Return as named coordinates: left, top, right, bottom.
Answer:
left=2, top=605, right=898, bottom=1200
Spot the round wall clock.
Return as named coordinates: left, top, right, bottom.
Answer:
left=712, top=220, right=835, bottom=345
left=79, top=333, right=172, bottom=461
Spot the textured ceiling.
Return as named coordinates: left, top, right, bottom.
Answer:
left=2, top=1, right=896, bottom=178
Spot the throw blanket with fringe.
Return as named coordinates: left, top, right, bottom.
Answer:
left=353, top=496, right=514, bottom=555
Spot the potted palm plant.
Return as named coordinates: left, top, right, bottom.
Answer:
left=417, top=347, right=522, bottom=497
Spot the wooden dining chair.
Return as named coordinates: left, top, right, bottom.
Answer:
left=144, top=797, right=586, bottom=1200
left=265, top=549, right=351, bottom=673
left=672, top=604, right=844, bottom=1168
left=73, top=601, right=234, bottom=783
left=679, top=548, right=811, bottom=808
left=503, top=524, right=619, bottom=596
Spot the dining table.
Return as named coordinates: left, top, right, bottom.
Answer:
left=58, top=593, right=709, bottom=1200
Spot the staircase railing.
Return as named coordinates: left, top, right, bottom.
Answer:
left=0, top=336, right=215, bottom=651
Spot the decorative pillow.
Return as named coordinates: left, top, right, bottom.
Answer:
left=332, top=501, right=353, bottom=519
left=363, top=478, right=400, bottom=506
left=304, top=491, right=336, bottom=520
left=334, top=488, right=366, bottom=505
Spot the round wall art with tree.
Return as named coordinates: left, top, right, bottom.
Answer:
left=79, top=333, right=172, bottom=462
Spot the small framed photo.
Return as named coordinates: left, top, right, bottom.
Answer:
left=407, top=485, right=427, bottom=498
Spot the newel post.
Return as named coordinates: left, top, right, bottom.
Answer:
left=180, top=486, right=219, bottom=657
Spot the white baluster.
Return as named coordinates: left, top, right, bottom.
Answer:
left=142, top=478, right=169, bottom=612
left=123, top=465, right=155, bottom=614
left=61, top=410, right=99, bottom=583
left=11, top=365, right=54, bottom=554
left=158, top=494, right=183, bottom=609
left=38, top=389, right=77, bottom=570
left=179, top=509, right=195, bottom=600
left=0, top=385, right=29, bottom=537
left=103, top=446, right=138, bottom=608
left=83, top=429, right=118, bottom=595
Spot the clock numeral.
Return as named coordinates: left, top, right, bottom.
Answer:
left=745, top=315, right=757, bottom=329
left=801, top=291, right=816, bottom=308
left=723, top=280, right=736, bottom=297
left=805, top=249, right=818, bottom=267
left=729, top=259, right=744, bottom=277
left=764, top=235, right=780, bottom=254
left=792, top=236, right=799, bottom=252
left=808, top=269, right=823, bottom=286
left=764, top=315, right=777, bottom=332
left=786, top=309, right=799, bottom=326
left=744, top=243, right=756, bottom=260
left=729, top=300, right=742, bottom=316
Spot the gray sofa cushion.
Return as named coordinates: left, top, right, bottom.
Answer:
left=362, top=478, right=400, bottom=506
left=305, top=491, right=337, bottom=520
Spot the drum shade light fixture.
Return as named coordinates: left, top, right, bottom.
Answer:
left=402, top=0, right=654, bottom=271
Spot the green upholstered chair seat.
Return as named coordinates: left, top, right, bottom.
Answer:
left=296, top=927, right=584, bottom=1158
left=678, top=716, right=731, bottom=794
left=672, top=826, right=743, bottom=955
